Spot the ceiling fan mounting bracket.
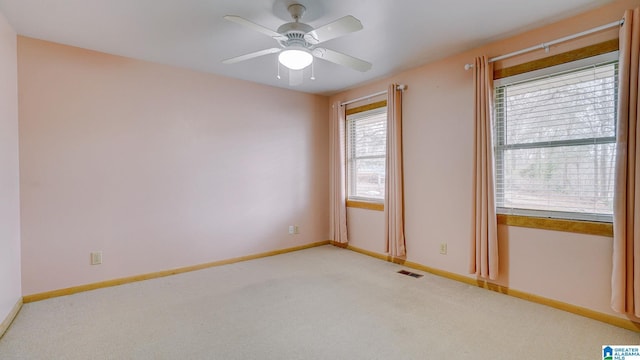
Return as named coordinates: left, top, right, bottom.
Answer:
left=287, top=4, right=306, bottom=22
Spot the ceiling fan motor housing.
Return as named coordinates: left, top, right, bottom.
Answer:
left=277, top=22, right=313, bottom=49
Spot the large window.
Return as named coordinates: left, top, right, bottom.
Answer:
left=494, top=53, right=618, bottom=222
left=346, top=103, right=387, bottom=202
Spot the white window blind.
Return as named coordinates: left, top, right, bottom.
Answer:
left=347, top=107, right=387, bottom=201
left=494, top=55, right=618, bottom=222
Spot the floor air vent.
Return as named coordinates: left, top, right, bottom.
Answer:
left=397, top=270, right=423, bottom=278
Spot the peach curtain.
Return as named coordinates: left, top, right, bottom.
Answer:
left=330, top=101, right=348, bottom=244
left=612, top=8, right=640, bottom=317
left=385, top=84, right=406, bottom=257
left=470, top=56, right=499, bottom=280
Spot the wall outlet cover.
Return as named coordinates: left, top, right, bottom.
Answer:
left=439, top=243, right=447, bottom=255
left=90, top=251, right=103, bottom=265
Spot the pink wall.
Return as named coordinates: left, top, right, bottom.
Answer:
left=331, top=0, right=640, bottom=320
left=347, top=208, right=384, bottom=251
left=18, top=37, right=329, bottom=295
left=0, top=11, right=21, bottom=320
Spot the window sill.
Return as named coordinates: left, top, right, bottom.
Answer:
left=497, top=214, right=612, bottom=237
left=346, top=200, right=384, bottom=211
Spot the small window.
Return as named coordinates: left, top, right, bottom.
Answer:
left=346, top=104, right=387, bottom=202
left=494, top=53, right=618, bottom=222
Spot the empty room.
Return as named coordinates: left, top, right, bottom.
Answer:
left=1, top=0, right=640, bottom=358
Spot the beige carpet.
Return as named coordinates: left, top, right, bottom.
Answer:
left=0, top=245, right=638, bottom=359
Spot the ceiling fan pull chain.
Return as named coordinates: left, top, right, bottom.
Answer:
left=310, top=61, right=316, bottom=80
left=277, top=57, right=281, bottom=79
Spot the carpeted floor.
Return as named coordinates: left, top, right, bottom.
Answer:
left=0, top=245, right=638, bottom=359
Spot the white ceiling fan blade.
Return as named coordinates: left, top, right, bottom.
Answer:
left=312, top=48, right=372, bottom=72
left=304, top=16, right=363, bottom=45
left=222, top=48, right=281, bottom=64
left=224, top=15, right=287, bottom=41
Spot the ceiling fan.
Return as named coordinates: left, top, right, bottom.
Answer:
left=222, top=3, right=372, bottom=86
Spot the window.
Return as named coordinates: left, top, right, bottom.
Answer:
left=346, top=103, right=387, bottom=202
left=494, top=53, right=618, bottom=222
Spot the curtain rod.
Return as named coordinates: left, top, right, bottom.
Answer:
left=340, top=85, right=407, bottom=106
left=464, top=19, right=623, bottom=70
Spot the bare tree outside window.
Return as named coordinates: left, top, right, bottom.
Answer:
left=347, top=107, right=387, bottom=201
left=494, top=60, right=617, bottom=222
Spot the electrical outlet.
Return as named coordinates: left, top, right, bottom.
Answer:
left=90, top=251, right=102, bottom=265
left=439, top=243, right=447, bottom=255
left=289, top=225, right=300, bottom=235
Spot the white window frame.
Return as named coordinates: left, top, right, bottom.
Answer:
left=346, top=105, right=387, bottom=203
left=493, top=51, right=618, bottom=223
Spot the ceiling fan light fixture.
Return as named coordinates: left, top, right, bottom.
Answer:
left=278, top=48, right=313, bottom=70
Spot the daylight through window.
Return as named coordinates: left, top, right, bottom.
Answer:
left=346, top=105, right=387, bottom=202
left=494, top=54, right=618, bottom=222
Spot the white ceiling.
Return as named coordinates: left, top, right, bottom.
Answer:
left=0, top=0, right=613, bottom=95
